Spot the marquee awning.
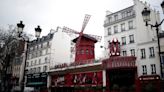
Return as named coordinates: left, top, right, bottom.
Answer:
left=102, top=56, right=136, bottom=69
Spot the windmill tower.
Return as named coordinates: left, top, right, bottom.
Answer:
left=62, top=14, right=102, bottom=63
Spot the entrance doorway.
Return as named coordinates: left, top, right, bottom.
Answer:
left=107, top=69, right=136, bottom=92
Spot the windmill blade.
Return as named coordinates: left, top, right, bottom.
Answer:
left=85, top=34, right=102, bottom=42
left=80, top=14, right=91, bottom=33
left=62, top=26, right=80, bottom=34
left=76, top=14, right=91, bottom=48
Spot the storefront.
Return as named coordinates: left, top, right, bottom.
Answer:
left=26, top=72, right=48, bottom=92
left=138, top=75, right=160, bottom=92
left=102, top=56, right=137, bottom=92
left=49, top=63, right=103, bottom=92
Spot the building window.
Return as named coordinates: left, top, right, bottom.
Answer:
left=122, top=50, right=127, bottom=56
left=114, top=15, right=118, bottom=21
left=128, top=21, right=133, bottom=29
left=31, top=53, right=34, bottom=58
left=41, top=44, right=43, bottom=48
left=30, top=68, right=32, bottom=74
left=141, top=49, right=146, bottom=59
left=45, top=57, right=48, bottom=63
left=40, top=51, right=42, bottom=56
left=90, top=49, right=93, bottom=55
left=121, top=37, right=126, bottom=45
left=39, top=59, right=41, bottom=64
left=34, top=60, right=37, bottom=65
left=121, top=12, right=126, bottom=18
left=37, top=67, right=41, bottom=73
left=149, top=47, right=155, bottom=57
left=121, top=23, right=125, bottom=31
left=142, top=65, right=147, bottom=75
left=37, top=45, right=39, bottom=49
left=86, top=49, right=89, bottom=54
left=33, top=46, right=35, bottom=51
left=107, top=27, right=111, bottom=35
left=151, top=64, right=156, bottom=74
left=46, top=49, right=48, bottom=54
left=33, top=68, right=36, bottom=73
left=114, top=25, right=118, bottom=33
left=108, top=17, right=112, bottom=23
left=36, top=52, right=38, bottom=57
left=130, top=49, right=135, bottom=56
left=81, top=49, right=84, bottom=54
left=26, top=62, right=29, bottom=67
left=31, top=61, right=33, bottom=66
left=43, top=66, right=47, bottom=72
left=127, top=11, right=132, bottom=16
left=129, top=35, right=134, bottom=43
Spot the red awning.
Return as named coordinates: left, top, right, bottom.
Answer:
left=102, top=56, right=136, bottom=69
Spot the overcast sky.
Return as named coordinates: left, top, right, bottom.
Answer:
left=0, top=0, right=163, bottom=58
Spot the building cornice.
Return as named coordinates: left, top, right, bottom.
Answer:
left=104, top=14, right=136, bottom=27
left=106, top=5, right=134, bottom=17
left=137, top=40, right=157, bottom=46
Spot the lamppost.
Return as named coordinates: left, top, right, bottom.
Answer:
left=16, top=21, right=42, bottom=92
left=141, top=1, right=164, bottom=78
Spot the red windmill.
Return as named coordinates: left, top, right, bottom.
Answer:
left=62, top=14, right=102, bottom=62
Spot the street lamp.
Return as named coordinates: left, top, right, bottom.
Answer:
left=141, top=1, right=164, bottom=78
left=35, top=25, right=42, bottom=38
left=17, top=21, right=42, bottom=92
left=141, top=8, right=150, bottom=26
left=17, top=21, right=25, bottom=37
left=161, top=1, right=164, bottom=13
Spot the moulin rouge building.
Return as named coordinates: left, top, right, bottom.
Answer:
left=47, top=0, right=163, bottom=92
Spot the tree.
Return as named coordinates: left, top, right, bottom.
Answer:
left=0, top=25, right=33, bottom=92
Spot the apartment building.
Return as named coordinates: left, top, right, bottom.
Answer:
left=25, top=26, right=73, bottom=91
left=103, top=0, right=164, bottom=91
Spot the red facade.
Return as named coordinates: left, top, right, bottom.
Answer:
left=51, top=71, right=103, bottom=87
left=73, top=34, right=97, bottom=62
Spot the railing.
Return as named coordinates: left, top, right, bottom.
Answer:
left=50, top=59, right=101, bottom=70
